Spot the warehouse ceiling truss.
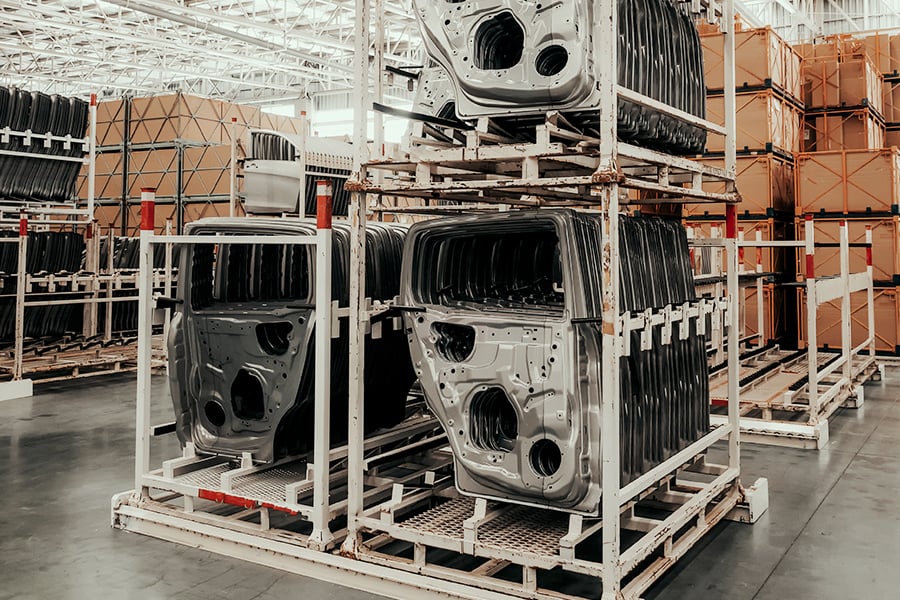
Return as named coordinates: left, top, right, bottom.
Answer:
left=0, top=0, right=421, bottom=104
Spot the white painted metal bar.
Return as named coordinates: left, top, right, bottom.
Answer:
left=13, top=214, right=27, bottom=381
left=162, top=220, right=173, bottom=357
left=726, top=211, right=741, bottom=473
left=143, top=234, right=316, bottom=245
left=298, top=104, right=308, bottom=220
left=737, top=240, right=803, bottom=248
left=853, top=338, right=874, bottom=356
left=0, top=205, right=92, bottom=216
left=134, top=189, right=156, bottom=494
left=618, top=424, right=733, bottom=502
left=840, top=222, right=852, bottom=384
left=722, top=0, right=738, bottom=185
left=309, top=181, right=335, bottom=550
left=816, top=277, right=848, bottom=304
left=83, top=220, right=100, bottom=338
left=617, top=86, right=727, bottom=136
left=229, top=117, right=238, bottom=218
left=805, top=216, right=819, bottom=415
left=755, top=230, right=764, bottom=345
left=343, top=0, right=371, bottom=556
left=0, top=126, right=91, bottom=147
left=104, top=229, right=114, bottom=341
left=0, top=149, right=86, bottom=163
left=865, top=225, right=876, bottom=363
left=596, top=0, right=621, bottom=594
left=847, top=272, right=871, bottom=294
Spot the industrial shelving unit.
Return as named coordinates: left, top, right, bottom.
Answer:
left=704, top=217, right=881, bottom=449
left=0, top=97, right=175, bottom=399
left=0, top=94, right=97, bottom=400
left=111, top=3, right=768, bottom=600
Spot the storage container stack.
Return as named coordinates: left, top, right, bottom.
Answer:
left=686, top=24, right=803, bottom=345
left=793, top=34, right=900, bottom=356
left=79, top=92, right=310, bottom=235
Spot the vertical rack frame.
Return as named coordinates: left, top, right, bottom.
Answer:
left=127, top=190, right=337, bottom=545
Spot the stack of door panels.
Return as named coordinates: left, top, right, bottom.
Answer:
left=685, top=23, right=803, bottom=346
left=794, top=34, right=900, bottom=356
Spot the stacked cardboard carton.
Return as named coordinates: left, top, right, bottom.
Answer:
left=686, top=25, right=803, bottom=344
left=793, top=35, right=900, bottom=355
left=79, top=93, right=307, bottom=235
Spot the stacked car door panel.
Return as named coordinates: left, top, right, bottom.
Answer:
left=0, top=231, right=86, bottom=345
left=400, top=210, right=709, bottom=515
left=0, top=87, right=89, bottom=202
left=244, top=132, right=354, bottom=216
left=167, top=218, right=415, bottom=463
left=93, top=236, right=180, bottom=334
left=411, top=0, right=707, bottom=153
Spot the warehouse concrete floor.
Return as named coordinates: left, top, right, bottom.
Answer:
left=1, top=368, right=899, bottom=600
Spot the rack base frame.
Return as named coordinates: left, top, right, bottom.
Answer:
left=112, top=446, right=767, bottom=600
left=0, top=378, right=33, bottom=401
left=710, top=351, right=882, bottom=450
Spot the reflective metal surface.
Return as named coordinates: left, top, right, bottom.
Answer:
left=167, top=217, right=415, bottom=462
left=400, top=210, right=709, bottom=514
left=411, top=0, right=707, bottom=153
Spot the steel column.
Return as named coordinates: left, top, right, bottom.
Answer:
left=805, top=215, right=819, bottom=417
left=230, top=117, right=238, bottom=218
left=595, top=1, right=621, bottom=596
left=13, top=213, right=27, bottom=381
left=343, top=0, right=371, bottom=553
left=310, top=181, right=335, bottom=549
left=865, top=226, right=875, bottom=360
left=840, top=221, right=852, bottom=382
left=134, top=188, right=156, bottom=494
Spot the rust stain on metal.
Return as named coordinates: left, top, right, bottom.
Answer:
left=592, top=168, right=625, bottom=184
left=344, top=179, right=372, bottom=193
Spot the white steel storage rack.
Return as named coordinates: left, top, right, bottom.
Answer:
left=0, top=97, right=175, bottom=399
left=112, top=183, right=448, bottom=553
left=702, top=218, right=882, bottom=449
left=111, top=2, right=768, bottom=600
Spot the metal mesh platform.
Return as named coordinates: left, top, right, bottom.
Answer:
left=170, top=461, right=310, bottom=507
left=479, top=505, right=570, bottom=557
left=173, top=463, right=232, bottom=489
left=397, top=497, right=479, bottom=540
left=232, top=465, right=309, bottom=503
left=396, top=496, right=571, bottom=559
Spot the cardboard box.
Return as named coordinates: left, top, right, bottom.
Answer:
left=127, top=149, right=179, bottom=198
left=797, top=286, right=900, bottom=354
left=887, top=127, right=900, bottom=147
left=684, top=154, right=794, bottom=217
left=803, top=57, right=884, bottom=114
left=126, top=94, right=226, bottom=144
left=182, top=145, right=232, bottom=197
left=803, top=109, right=886, bottom=151
left=795, top=149, right=900, bottom=215
left=77, top=152, right=125, bottom=201
left=701, top=26, right=802, bottom=100
left=840, top=59, right=884, bottom=114
left=803, top=58, right=841, bottom=109
left=795, top=216, right=900, bottom=284
left=706, top=91, right=802, bottom=153
left=859, top=33, right=897, bottom=75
